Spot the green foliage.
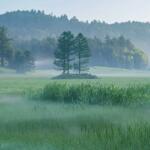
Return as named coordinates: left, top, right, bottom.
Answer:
left=54, top=31, right=74, bottom=74
left=2, top=76, right=150, bottom=96
left=0, top=26, right=35, bottom=73
left=0, top=11, right=148, bottom=69
left=74, top=33, right=90, bottom=74
left=13, top=37, right=57, bottom=59
left=1, top=11, right=150, bottom=53
left=29, top=82, right=150, bottom=105
left=133, top=48, right=148, bottom=69
left=1, top=95, right=150, bottom=150
left=1, top=76, right=150, bottom=149
left=88, top=36, right=148, bottom=69
left=15, top=34, right=147, bottom=70
left=0, top=26, right=13, bottom=67
left=54, top=32, right=91, bottom=74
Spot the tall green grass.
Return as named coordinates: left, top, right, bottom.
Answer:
left=2, top=77, right=150, bottom=95
left=1, top=118, right=150, bottom=150
left=0, top=101, right=150, bottom=150
left=28, top=83, right=150, bottom=105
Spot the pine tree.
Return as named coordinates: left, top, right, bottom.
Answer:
left=74, top=33, right=90, bottom=74
left=54, top=31, right=74, bottom=74
left=0, top=27, right=12, bottom=67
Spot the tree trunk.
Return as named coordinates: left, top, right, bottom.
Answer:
left=67, top=60, right=70, bottom=74
left=67, top=55, right=70, bottom=74
left=79, top=53, right=81, bottom=74
left=1, top=56, right=4, bottom=67
left=63, top=59, right=66, bottom=74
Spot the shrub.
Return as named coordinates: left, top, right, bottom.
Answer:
left=29, top=83, right=150, bottom=105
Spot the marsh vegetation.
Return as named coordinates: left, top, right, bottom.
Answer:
left=0, top=76, right=150, bottom=149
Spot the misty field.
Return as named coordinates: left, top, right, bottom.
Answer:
left=1, top=76, right=150, bottom=149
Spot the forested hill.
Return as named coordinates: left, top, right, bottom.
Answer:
left=0, top=10, right=150, bottom=54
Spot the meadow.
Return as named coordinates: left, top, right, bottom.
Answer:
left=1, top=70, right=150, bottom=149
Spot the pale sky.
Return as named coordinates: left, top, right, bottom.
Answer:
left=0, top=0, right=150, bottom=23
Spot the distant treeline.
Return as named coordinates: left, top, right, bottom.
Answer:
left=0, top=26, right=148, bottom=72
left=13, top=35, right=148, bottom=69
left=1, top=10, right=150, bottom=54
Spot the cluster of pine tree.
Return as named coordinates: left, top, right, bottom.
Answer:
left=54, top=31, right=90, bottom=74
left=0, top=26, right=34, bottom=73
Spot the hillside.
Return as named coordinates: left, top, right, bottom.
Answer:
left=0, top=10, right=150, bottom=55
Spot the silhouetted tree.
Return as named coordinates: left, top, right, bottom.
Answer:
left=74, top=33, right=90, bottom=74
left=0, top=27, right=12, bottom=67
left=54, top=31, right=74, bottom=74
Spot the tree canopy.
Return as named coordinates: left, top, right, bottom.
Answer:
left=74, top=33, right=90, bottom=74
left=0, top=26, right=12, bottom=67
left=88, top=36, right=148, bottom=69
left=0, top=26, right=35, bottom=73
left=54, top=31, right=74, bottom=74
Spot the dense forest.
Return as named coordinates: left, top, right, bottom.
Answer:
left=0, top=10, right=149, bottom=70
left=1, top=10, right=150, bottom=54
left=13, top=34, right=148, bottom=69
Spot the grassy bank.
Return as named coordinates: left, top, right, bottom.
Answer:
left=0, top=100, right=150, bottom=150
left=27, top=82, right=150, bottom=105
left=1, top=77, right=150, bottom=105
left=1, top=77, right=150, bottom=95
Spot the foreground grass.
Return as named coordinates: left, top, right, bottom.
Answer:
left=1, top=77, right=150, bottom=149
left=0, top=98, right=150, bottom=150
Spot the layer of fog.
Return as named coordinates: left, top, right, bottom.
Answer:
left=1, top=95, right=150, bottom=126
left=1, top=59, right=150, bottom=78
